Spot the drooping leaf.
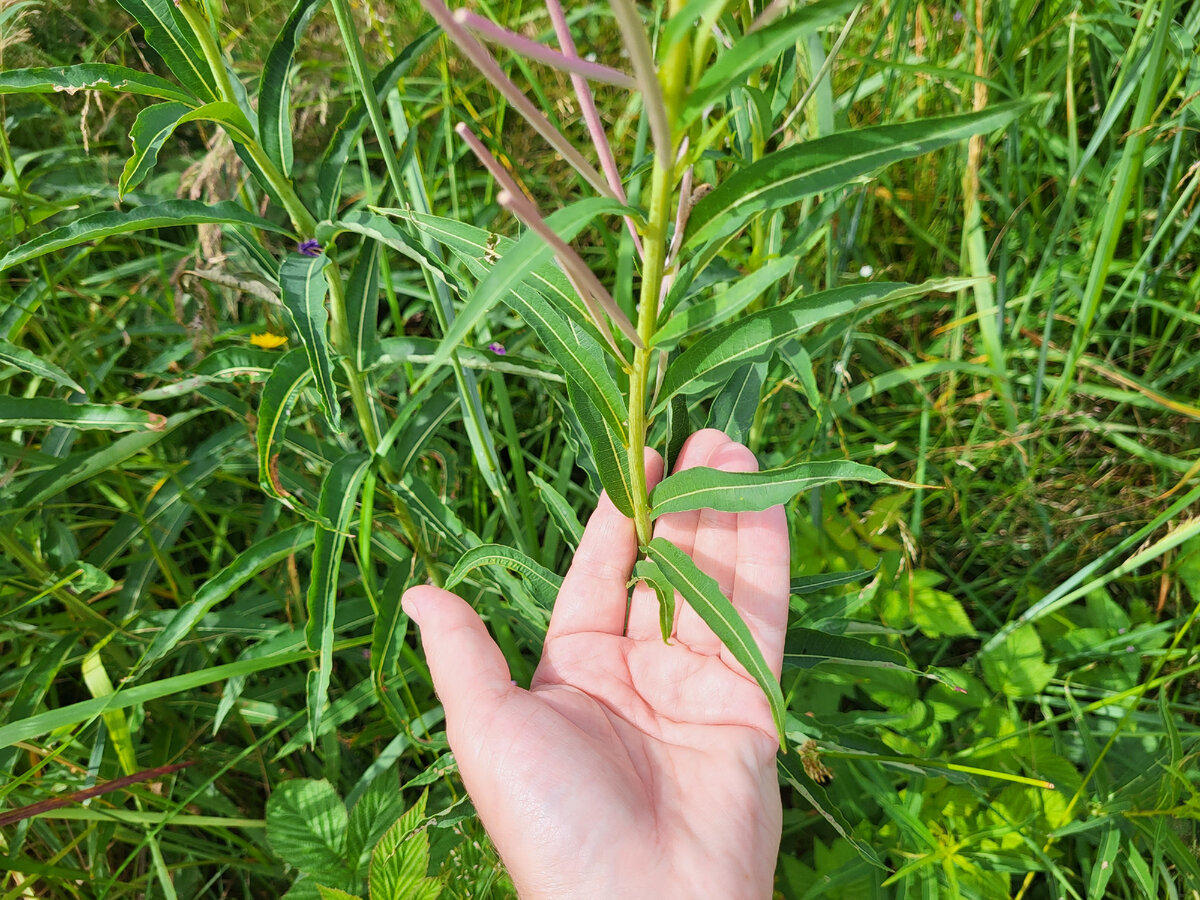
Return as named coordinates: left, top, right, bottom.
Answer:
left=634, top=558, right=676, bottom=644
left=260, top=0, right=325, bottom=177
left=677, top=0, right=859, bottom=128
left=307, top=454, right=373, bottom=743
left=265, top=779, right=351, bottom=882
left=529, top=474, right=584, bottom=549
left=445, top=544, right=564, bottom=611
left=255, top=348, right=313, bottom=509
left=0, top=339, right=84, bottom=393
left=279, top=252, right=340, bottom=430
left=686, top=102, right=1030, bottom=247
left=650, top=459, right=891, bottom=518
left=657, top=279, right=970, bottom=404
left=705, top=361, right=766, bottom=443
left=0, top=200, right=288, bottom=273
left=645, top=537, right=786, bottom=746
left=114, top=0, right=218, bottom=102
left=0, top=64, right=197, bottom=103
left=0, top=397, right=165, bottom=432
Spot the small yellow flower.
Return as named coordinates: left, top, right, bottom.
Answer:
left=250, top=332, right=288, bottom=349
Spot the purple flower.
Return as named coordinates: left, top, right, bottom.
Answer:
left=953, top=9, right=964, bottom=22
left=297, top=239, right=322, bottom=257
left=487, top=342, right=507, bottom=355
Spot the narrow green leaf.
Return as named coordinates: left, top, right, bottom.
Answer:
left=0, top=397, right=165, bottom=432
left=783, top=628, right=913, bottom=673
left=114, top=0, right=218, bottom=102
left=279, top=252, right=340, bottom=430
left=686, top=101, right=1030, bottom=247
left=665, top=394, right=690, bottom=475
left=1088, top=829, right=1121, bottom=899
left=705, top=361, right=765, bottom=443
left=0, top=200, right=288, bottom=273
left=0, top=339, right=84, bottom=393
left=0, top=635, right=76, bottom=773
left=529, top=474, right=584, bottom=549
left=634, top=558, right=676, bottom=644
left=678, top=0, right=858, bottom=128
left=650, top=459, right=890, bottom=518
left=260, top=0, right=325, bottom=177
left=265, top=779, right=350, bottom=882
left=416, top=197, right=633, bottom=385
left=344, top=240, right=381, bottom=372
left=319, top=211, right=455, bottom=291
left=139, top=524, right=315, bottom=670
left=657, top=279, right=970, bottom=405
left=256, top=348, right=313, bottom=508
left=790, top=565, right=878, bottom=595
left=661, top=0, right=731, bottom=54
left=645, top=537, right=786, bottom=746
left=446, top=544, right=564, bottom=612
left=307, top=454, right=373, bottom=743
left=0, top=64, right=196, bottom=103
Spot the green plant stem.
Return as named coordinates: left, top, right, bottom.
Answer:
left=628, top=10, right=690, bottom=548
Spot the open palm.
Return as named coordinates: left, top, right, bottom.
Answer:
left=403, top=430, right=789, bottom=900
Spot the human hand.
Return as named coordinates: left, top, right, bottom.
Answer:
left=402, top=430, right=789, bottom=900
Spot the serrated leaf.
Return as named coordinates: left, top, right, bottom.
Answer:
left=650, top=459, right=890, bottom=518
left=0, top=339, right=84, bottom=393
left=260, top=0, right=324, bottom=176
left=346, top=775, right=405, bottom=877
left=634, top=558, right=676, bottom=644
left=0, top=63, right=197, bottom=102
left=0, top=200, right=288, bottom=273
left=445, top=544, right=563, bottom=611
left=256, top=349, right=313, bottom=508
left=657, top=279, right=969, bottom=405
left=314, top=887, right=359, bottom=900
left=368, top=794, right=442, bottom=900
left=279, top=252, right=340, bottom=430
left=979, top=624, right=1055, bottom=699
left=686, top=102, right=1030, bottom=247
left=0, top=397, right=165, bottom=432
left=266, top=779, right=351, bottom=881
left=114, top=0, right=218, bottom=102
left=645, top=537, right=786, bottom=746
left=307, top=454, right=373, bottom=743
left=677, top=0, right=858, bottom=128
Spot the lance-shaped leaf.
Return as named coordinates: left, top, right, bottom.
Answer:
left=446, top=544, right=564, bottom=611
left=115, top=0, right=218, bottom=102
left=645, top=538, right=786, bottom=747
left=0, top=64, right=197, bottom=103
left=0, top=340, right=84, bottom=393
left=318, top=211, right=455, bottom=291
left=279, top=251, right=341, bottom=430
left=790, top=565, right=879, bottom=595
left=0, top=200, right=288, bottom=273
left=344, top=240, right=381, bottom=372
left=677, top=0, right=858, bottom=128
left=686, top=101, right=1030, bottom=247
left=706, top=361, right=765, bottom=444
left=260, top=0, right=324, bottom=177
left=634, top=558, right=676, bottom=644
left=119, top=101, right=256, bottom=199
left=256, top=348, right=313, bottom=507
left=415, top=196, right=633, bottom=386
left=139, top=524, right=315, bottom=671
left=529, top=474, right=584, bottom=549
left=0, top=397, right=165, bottom=432
left=656, top=278, right=969, bottom=405
left=783, top=628, right=914, bottom=673
left=307, top=453, right=373, bottom=743
left=650, top=459, right=890, bottom=518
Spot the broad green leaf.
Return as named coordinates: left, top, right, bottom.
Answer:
left=346, top=772, right=405, bottom=876
left=315, top=887, right=358, bottom=900
left=783, top=628, right=915, bottom=674
left=119, top=101, right=256, bottom=198
left=0, top=397, right=165, bottom=432
left=657, top=279, right=967, bottom=405
left=114, top=0, right=218, bottom=102
left=634, top=558, right=676, bottom=644
left=651, top=256, right=798, bottom=347
left=0, top=200, right=288, bottom=273
left=307, top=454, right=373, bottom=743
left=345, top=241, right=381, bottom=372
left=686, top=102, right=1030, bottom=247
left=650, top=459, right=890, bottom=518
left=529, top=474, right=584, bottom=549
left=0, top=339, right=84, bottom=393
left=265, top=779, right=351, bottom=882
left=446, top=544, right=564, bottom=611
left=139, top=524, right=315, bottom=670
left=705, top=361, right=765, bottom=443
left=368, top=793, right=442, bottom=900
left=279, top=252, right=341, bottom=430
left=416, top=197, right=633, bottom=385
left=256, top=348, right=313, bottom=508
left=645, top=537, right=786, bottom=746
left=790, top=565, right=878, bottom=595
left=979, top=624, right=1056, bottom=699
left=0, top=64, right=196, bottom=103
left=677, top=0, right=858, bottom=128
left=260, top=0, right=325, bottom=176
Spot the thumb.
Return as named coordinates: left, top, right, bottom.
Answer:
left=403, top=585, right=514, bottom=721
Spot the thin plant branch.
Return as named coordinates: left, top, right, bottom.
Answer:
left=774, top=5, right=861, bottom=140
left=748, top=0, right=789, bottom=33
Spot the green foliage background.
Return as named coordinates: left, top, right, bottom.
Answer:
left=1, top=0, right=1199, bottom=897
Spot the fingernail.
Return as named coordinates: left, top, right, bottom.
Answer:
left=401, top=590, right=422, bottom=625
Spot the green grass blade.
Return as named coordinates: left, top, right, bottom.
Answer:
left=256, top=348, right=314, bottom=509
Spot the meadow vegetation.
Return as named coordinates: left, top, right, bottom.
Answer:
left=1, top=0, right=1198, bottom=897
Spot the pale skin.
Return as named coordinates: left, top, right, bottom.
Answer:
left=402, top=430, right=789, bottom=900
